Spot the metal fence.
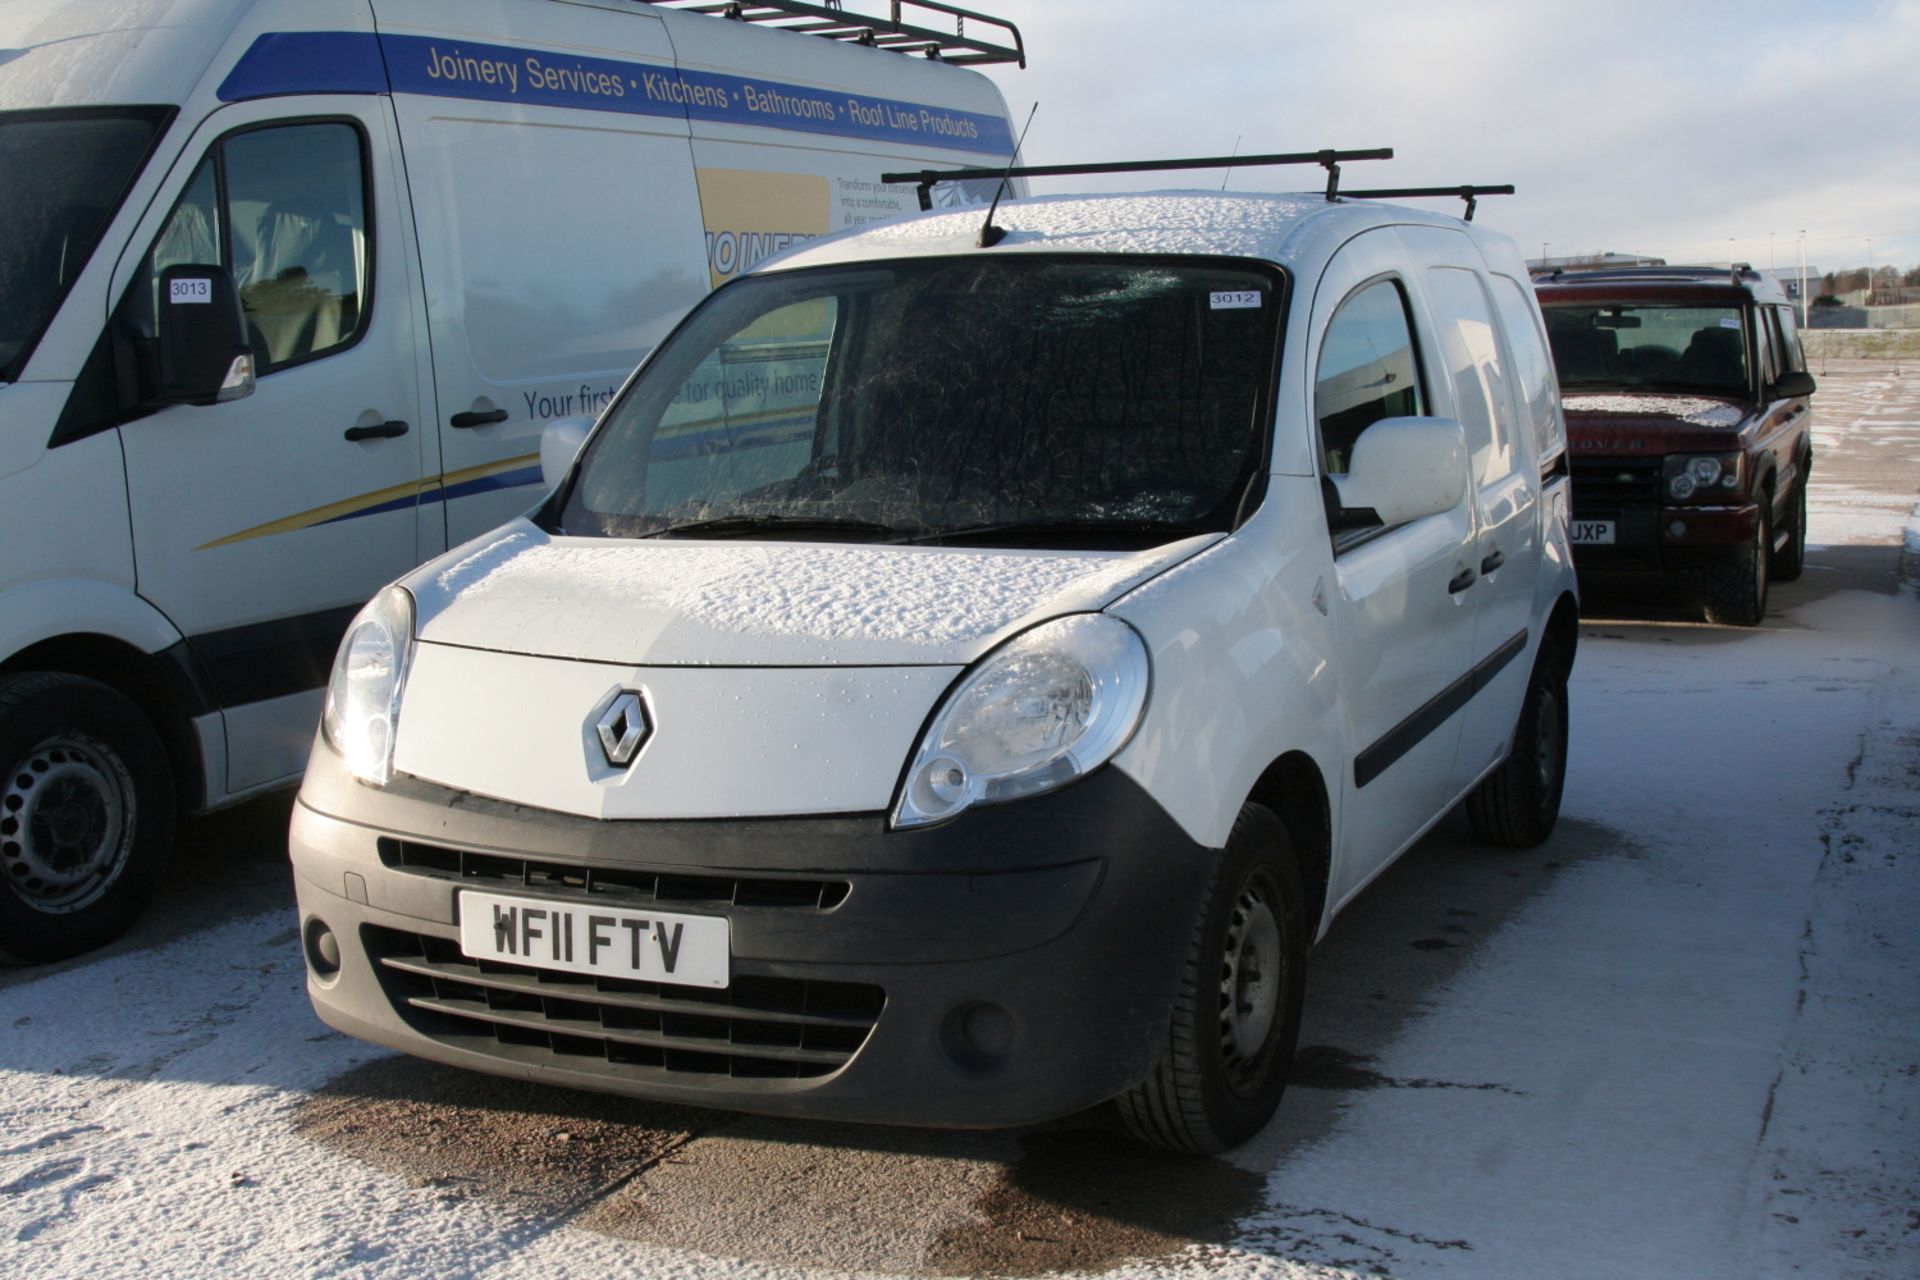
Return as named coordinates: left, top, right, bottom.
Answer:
left=1807, top=304, right=1920, bottom=330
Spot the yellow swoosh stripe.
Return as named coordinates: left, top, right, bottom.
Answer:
left=194, top=452, right=540, bottom=551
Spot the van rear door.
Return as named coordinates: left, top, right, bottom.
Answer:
left=370, top=0, right=711, bottom=547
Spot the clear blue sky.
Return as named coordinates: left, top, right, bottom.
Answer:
left=963, top=0, right=1918, bottom=279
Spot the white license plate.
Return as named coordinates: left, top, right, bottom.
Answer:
left=458, top=890, right=730, bottom=989
left=1570, top=519, right=1617, bottom=545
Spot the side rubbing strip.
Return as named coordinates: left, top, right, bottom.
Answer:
left=1354, top=630, right=1530, bottom=789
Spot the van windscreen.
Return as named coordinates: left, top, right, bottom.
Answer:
left=557, top=256, right=1283, bottom=549
left=0, top=107, right=173, bottom=383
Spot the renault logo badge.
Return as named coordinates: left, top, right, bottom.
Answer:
left=595, top=691, right=652, bottom=767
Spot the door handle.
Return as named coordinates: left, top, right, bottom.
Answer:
left=1448, top=567, right=1477, bottom=594
left=344, top=420, right=409, bottom=442
left=450, top=409, right=509, bottom=429
left=1481, top=549, right=1505, bottom=575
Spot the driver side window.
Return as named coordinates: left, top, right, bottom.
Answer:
left=1316, top=279, right=1426, bottom=475
left=137, top=121, right=369, bottom=375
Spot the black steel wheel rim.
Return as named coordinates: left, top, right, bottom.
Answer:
left=1, top=735, right=136, bottom=912
left=1218, top=869, right=1286, bottom=1094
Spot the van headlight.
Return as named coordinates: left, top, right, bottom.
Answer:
left=892, top=614, right=1150, bottom=829
left=322, top=586, right=415, bottom=786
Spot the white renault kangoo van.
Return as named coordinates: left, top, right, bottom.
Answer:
left=0, top=0, right=1021, bottom=959
left=292, top=177, right=1580, bottom=1152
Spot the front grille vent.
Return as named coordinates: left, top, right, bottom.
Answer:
left=1570, top=456, right=1663, bottom=507
left=377, top=838, right=850, bottom=911
left=365, top=926, right=883, bottom=1081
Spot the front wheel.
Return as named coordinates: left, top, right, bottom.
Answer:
left=1117, top=803, right=1307, bottom=1154
left=1465, top=642, right=1569, bottom=848
left=1702, top=505, right=1771, bottom=626
left=0, top=673, right=174, bottom=963
left=1771, top=473, right=1808, bottom=583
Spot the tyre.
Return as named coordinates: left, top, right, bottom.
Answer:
left=1465, top=642, right=1569, bottom=848
left=1770, top=472, right=1808, bottom=583
left=1117, top=803, right=1307, bottom=1154
left=0, top=673, right=174, bottom=963
left=1702, top=504, right=1770, bottom=626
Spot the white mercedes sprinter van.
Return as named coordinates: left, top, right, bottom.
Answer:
left=291, top=175, right=1581, bottom=1153
left=0, top=0, right=1021, bottom=959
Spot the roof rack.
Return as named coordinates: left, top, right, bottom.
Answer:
left=883, top=148, right=1397, bottom=211
left=644, top=1, right=1025, bottom=66
left=1532, top=264, right=1763, bottom=286
left=1339, top=185, right=1515, bottom=222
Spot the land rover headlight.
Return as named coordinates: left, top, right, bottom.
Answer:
left=322, top=586, right=415, bottom=786
left=892, top=614, right=1150, bottom=829
left=1664, top=452, right=1742, bottom=501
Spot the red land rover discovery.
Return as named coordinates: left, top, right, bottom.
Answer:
left=1534, top=265, right=1816, bottom=625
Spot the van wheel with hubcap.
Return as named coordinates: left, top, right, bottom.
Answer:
left=1117, top=803, right=1306, bottom=1154
left=1702, top=505, right=1770, bottom=626
left=0, top=673, right=173, bottom=964
left=1466, top=642, right=1569, bottom=848
left=1771, top=473, right=1808, bottom=583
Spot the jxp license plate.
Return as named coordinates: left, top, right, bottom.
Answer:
left=1570, top=519, right=1617, bottom=545
left=457, top=889, right=730, bottom=988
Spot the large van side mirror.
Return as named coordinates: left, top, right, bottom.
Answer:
left=1770, top=370, right=1817, bottom=400
left=157, top=263, right=254, bottom=405
left=541, top=415, right=594, bottom=489
left=1329, top=416, right=1468, bottom=527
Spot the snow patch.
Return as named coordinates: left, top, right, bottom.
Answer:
left=1563, top=393, right=1747, bottom=426
left=413, top=520, right=1213, bottom=664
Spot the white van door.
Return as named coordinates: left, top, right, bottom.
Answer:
left=371, top=0, right=712, bottom=547
left=1400, top=229, right=1542, bottom=783
left=1313, top=232, right=1479, bottom=906
left=112, top=99, right=430, bottom=793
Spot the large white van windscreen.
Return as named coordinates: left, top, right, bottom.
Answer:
left=0, top=107, right=169, bottom=382
left=559, top=256, right=1285, bottom=550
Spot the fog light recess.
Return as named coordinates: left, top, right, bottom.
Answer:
left=940, top=1000, right=1018, bottom=1075
left=1669, top=520, right=1688, bottom=538
left=304, top=917, right=342, bottom=981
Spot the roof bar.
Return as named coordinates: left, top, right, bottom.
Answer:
left=646, top=1, right=1026, bottom=66
left=883, top=148, right=1395, bottom=211
left=1338, top=185, right=1516, bottom=222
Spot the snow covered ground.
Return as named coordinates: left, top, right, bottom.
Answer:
left=3, top=365, right=1916, bottom=1279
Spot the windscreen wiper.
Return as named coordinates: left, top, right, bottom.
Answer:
left=906, top=518, right=1211, bottom=546
left=646, top=513, right=905, bottom=541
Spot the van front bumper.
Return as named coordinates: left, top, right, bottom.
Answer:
left=289, top=746, right=1215, bottom=1129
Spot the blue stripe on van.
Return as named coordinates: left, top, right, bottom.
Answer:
left=216, top=31, right=390, bottom=101
left=429, top=465, right=547, bottom=505
left=218, top=31, right=1014, bottom=156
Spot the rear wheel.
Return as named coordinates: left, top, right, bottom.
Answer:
left=1466, top=642, right=1569, bottom=848
left=1117, top=803, right=1307, bottom=1154
left=0, top=673, right=174, bottom=963
left=1702, top=504, right=1770, bottom=626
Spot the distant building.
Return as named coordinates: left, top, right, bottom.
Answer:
left=1776, top=266, right=1822, bottom=303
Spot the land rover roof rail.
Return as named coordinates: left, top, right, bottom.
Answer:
left=644, top=1, right=1026, bottom=66
left=882, top=148, right=1398, bottom=211
left=1532, top=264, right=1764, bottom=286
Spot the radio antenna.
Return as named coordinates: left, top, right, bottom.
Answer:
left=1220, top=135, right=1242, bottom=190
left=978, top=102, right=1039, bottom=248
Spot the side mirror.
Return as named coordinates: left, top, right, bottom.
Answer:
left=540, top=415, right=593, bottom=489
left=157, top=264, right=254, bottom=405
left=1330, top=416, right=1468, bottom=527
left=1770, top=370, right=1817, bottom=400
